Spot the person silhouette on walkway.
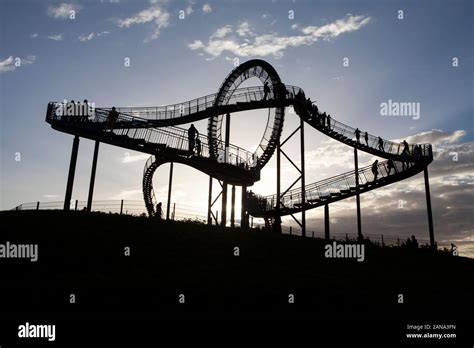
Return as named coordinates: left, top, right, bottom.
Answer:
left=195, top=137, right=202, bottom=157
left=263, top=81, right=270, bottom=100
left=378, top=137, right=384, bottom=152
left=372, top=159, right=379, bottom=181
left=107, top=107, right=119, bottom=129
left=387, top=158, right=395, bottom=175
left=354, top=128, right=361, bottom=143
left=155, top=202, right=163, bottom=219
left=321, top=112, right=327, bottom=128
left=364, top=132, right=369, bottom=146
left=82, top=99, right=89, bottom=121
left=188, top=124, right=197, bottom=154
left=327, top=114, right=331, bottom=130
left=402, top=140, right=410, bottom=154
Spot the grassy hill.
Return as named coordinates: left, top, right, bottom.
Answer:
left=1, top=210, right=473, bottom=322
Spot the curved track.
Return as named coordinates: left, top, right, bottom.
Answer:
left=45, top=59, right=433, bottom=222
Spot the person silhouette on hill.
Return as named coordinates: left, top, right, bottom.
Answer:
left=155, top=202, right=163, bottom=219
left=372, top=159, right=379, bottom=181
left=364, top=132, right=369, bottom=146
left=188, top=124, right=197, bottom=154
left=378, top=137, right=384, bottom=152
left=354, top=128, right=361, bottom=143
left=327, top=114, right=331, bottom=130
left=411, top=235, right=418, bottom=248
left=263, top=81, right=270, bottom=100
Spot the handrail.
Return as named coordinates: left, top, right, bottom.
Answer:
left=46, top=102, right=257, bottom=169
left=247, top=152, right=431, bottom=214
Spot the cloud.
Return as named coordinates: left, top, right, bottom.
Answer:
left=117, top=4, right=170, bottom=42
left=121, top=152, right=151, bottom=163
left=236, top=22, right=254, bottom=37
left=185, top=5, right=193, bottom=16
left=47, top=3, right=81, bottom=19
left=188, top=14, right=371, bottom=58
left=202, top=3, right=212, bottom=14
left=188, top=40, right=205, bottom=49
left=47, top=33, right=63, bottom=41
left=398, top=129, right=466, bottom=147
left=0, top=55, right=36, bottom=74
left=78, top=31, right=110, bottom=42
left=301, top=14, right=371, bottom=39
left=30, top=33, right=38, bottom=39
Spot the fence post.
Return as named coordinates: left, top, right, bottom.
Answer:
left=36, top=201, right=40, bottom=210
left=172, top=203, right=176, bottom=220
left=381, top=234, right=384, bottom=246
left=397, top=238, right=400, bottom=247
left=75, top=200, right=78, bottom=211
left=120, top=200, right=124, bottom=215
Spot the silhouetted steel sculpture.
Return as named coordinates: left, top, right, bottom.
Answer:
left=45, top=59, right=435, bottom=248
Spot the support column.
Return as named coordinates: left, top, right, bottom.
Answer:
left=221, top=113, right=231, bottom=227
left=221, top=183, right=228, bottom=227
left=87, top=140, right=100, bottom=212
left=325, top=204, right=330, bottom=240
left=424, top=167, right=435, bottom=249
left=64, top=135, right=80, bottom=210
left=354, top=147, right=362, bottom=240
left=241, top=185, right=247, bottom=229
left=166, top=162, right=174, bottom=220
left=300, top=118, right=306, bottom=237
left=207, top=176, right=213, bottom=225
left=275, top=141, right=281, bottom=233
left=230, top=185, right=236, bottom=227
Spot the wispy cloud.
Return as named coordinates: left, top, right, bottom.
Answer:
left=0, top=55, right=36, bottom=74
left=47, top=3, right=81, bottom=19
left=30, top=33, right=38, bottom=39
left=188, top=14, right=371, bottom=59
left=47, top=33, right=64, bottom=41
left=117, top=3, right=170, bottom=42
left=121, top=152, right=150, bottom=163
left=78, top=31, right=110, bottom=42
left=202, top=3, right=212, bottom=14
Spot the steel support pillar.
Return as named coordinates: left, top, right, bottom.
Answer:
left=276, top=141, right=281, bottom=232
left=354, top=147, right=362, bottom=240
left=64, top=135, right=80, bottom=210
left=166, top=162, right=174, bottom=220
left=324, top=204, right=330, bottom=240
left=424, top=167, right=435, bottom=249
left=230, top=185, right=236, bottom=227
left=207, top=176, right=213, bottom=225
left=300, top=116, right=306, bottom=237
left=241, top=185, right=248, bottom=229
left=87, top=140, right=100, bottom=212
left=221, top=113, right=231, bottom=227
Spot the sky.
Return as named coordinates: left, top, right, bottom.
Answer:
left=0, top=0, right=473, bottom=256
